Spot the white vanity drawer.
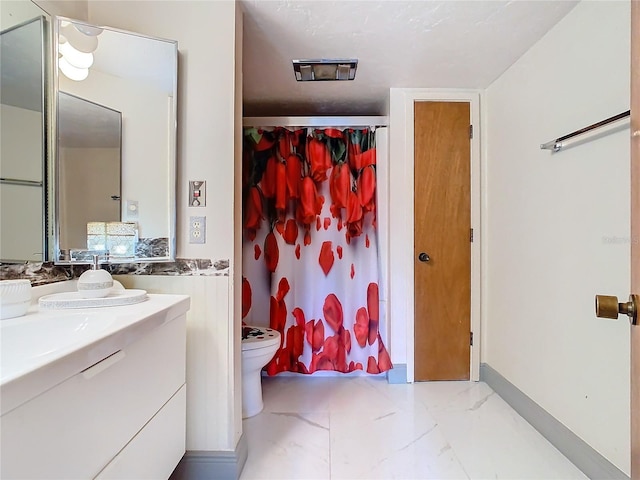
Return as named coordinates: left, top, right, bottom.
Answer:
left=95, top=384, right=186, bottom=480
left=0, top=315, right=186, bottom=480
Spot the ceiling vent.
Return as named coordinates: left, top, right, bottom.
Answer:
left=292, top=59, right=358, bottom=82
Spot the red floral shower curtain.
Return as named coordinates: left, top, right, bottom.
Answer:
left=242, top=127, right=391, bottom=375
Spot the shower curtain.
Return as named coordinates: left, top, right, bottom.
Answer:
left=242, top=126, right=391, bottom=375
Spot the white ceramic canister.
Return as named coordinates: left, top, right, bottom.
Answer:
left=0, top=280, right=32, bottom=320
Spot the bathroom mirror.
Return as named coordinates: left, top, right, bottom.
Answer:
left=58, top=91, right=122, bottom=251
left=0, top=3, right=48, bottom=263
left=53, top=17, right=177, bottom=262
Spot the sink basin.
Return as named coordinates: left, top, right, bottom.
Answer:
left=0, top=312, right=115, bottom=384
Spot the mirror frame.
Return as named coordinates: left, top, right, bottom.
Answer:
left=51, top=16, right=178, bottom=264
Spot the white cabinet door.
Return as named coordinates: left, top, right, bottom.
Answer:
left=95, top=385, right=186, bottom=480
left=0, top=316, right=186, bottom=479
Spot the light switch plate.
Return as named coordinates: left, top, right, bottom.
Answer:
left=189, top=180, right=206, bottom=207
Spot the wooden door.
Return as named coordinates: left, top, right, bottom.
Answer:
left=414, top=101, right=471, bottom=381
left=631, top=1, right=639, bottom=476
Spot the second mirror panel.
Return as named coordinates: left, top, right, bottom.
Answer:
left=1, top=12, right=46, bottom=262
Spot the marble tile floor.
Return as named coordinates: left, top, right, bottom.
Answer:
left=240, top=376, right=587, bottom=480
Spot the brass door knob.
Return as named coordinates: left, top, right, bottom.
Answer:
left=595, top=294, right=639, bottom=325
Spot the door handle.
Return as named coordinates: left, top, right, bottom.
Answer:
left=418, top=252, right=430, bottom=263
left=595, top=294, right=639, bottom=325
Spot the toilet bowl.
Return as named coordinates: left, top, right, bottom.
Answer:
left=241, top=326, right=281, bottom=418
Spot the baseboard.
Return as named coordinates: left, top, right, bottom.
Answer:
left=263, top=370, right=380, bottom=378
left=386, top=363, right=407, bottom=384
left=480, top=363, right=628, bottom=480
left=170, top=433, right=248, bottom=480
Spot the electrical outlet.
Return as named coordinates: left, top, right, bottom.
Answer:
left=189, top=216, right=206, bottom=244
left=126, top=200, right=139, bottom=218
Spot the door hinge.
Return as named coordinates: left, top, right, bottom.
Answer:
left=470, top=228, right=474, bottom=242
left=469, top=125, right=473, bottom=139
left=470, top=332, right=474, bottom=346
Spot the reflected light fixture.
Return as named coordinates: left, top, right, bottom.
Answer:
left=292, top=59, right=358, bottom=81
left=59, top=57, right=89, bottom=81
left=58, top=22, right=101, bottom=82
left=59, top=40, right=94, bottom=69
left=61, top=23, right=98, bottom=53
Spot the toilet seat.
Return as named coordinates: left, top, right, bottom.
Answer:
left=241, top=326, right=280, bottom=351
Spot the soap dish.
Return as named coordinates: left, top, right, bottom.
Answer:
left=39, top=289, right=148, bottom=310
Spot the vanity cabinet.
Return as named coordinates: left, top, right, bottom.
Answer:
left=0, top=305, right=187, bottom=479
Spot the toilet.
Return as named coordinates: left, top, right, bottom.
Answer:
left=241, top=326, right=281, bottom=418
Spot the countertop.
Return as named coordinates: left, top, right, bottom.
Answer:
left=0, top=282, right=190, bottom=416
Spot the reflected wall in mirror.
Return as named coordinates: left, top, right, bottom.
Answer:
left=0, top=4, right=47, bottom=263
left=58, top=92, right=122, bottom=251
left=54, top=17, right=177, bottom=262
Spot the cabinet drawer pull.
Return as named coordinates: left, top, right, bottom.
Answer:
left=81, top=350, right=125, bottom=380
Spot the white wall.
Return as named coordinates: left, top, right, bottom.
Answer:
left=33, top=0, right=87, bottom=20
left=89, top=0, right=241, bottom=453
left=0, top=105, right=42, bottom=181
left=0, top=104, right=43, bottom=261
left=0, top=183, right=43, bottom=261
left=484, top=1, right=630, bottom=473
left=2, top=0, right=61, bottom=29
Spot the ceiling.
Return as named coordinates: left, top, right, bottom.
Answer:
left=58, top=91, right=121, bottom=149
left=240, top=0, right=578, bottom=117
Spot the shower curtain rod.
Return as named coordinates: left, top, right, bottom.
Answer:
left=243, top=116, right=388, bottom=128
left=540, top=110, right=630, bottom=152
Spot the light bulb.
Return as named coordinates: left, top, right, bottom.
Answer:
left=59, top=57, right=89, bottom=81
left=60, top=42, right=94, bottom=69
left=75, top=24, right=103, bottom=36
left=61, top=24, right=98, bottom=53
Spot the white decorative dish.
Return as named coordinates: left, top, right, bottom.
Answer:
left=0, top=280, right=32, bottom=320
left=39, top=289, right=148, bottom=310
